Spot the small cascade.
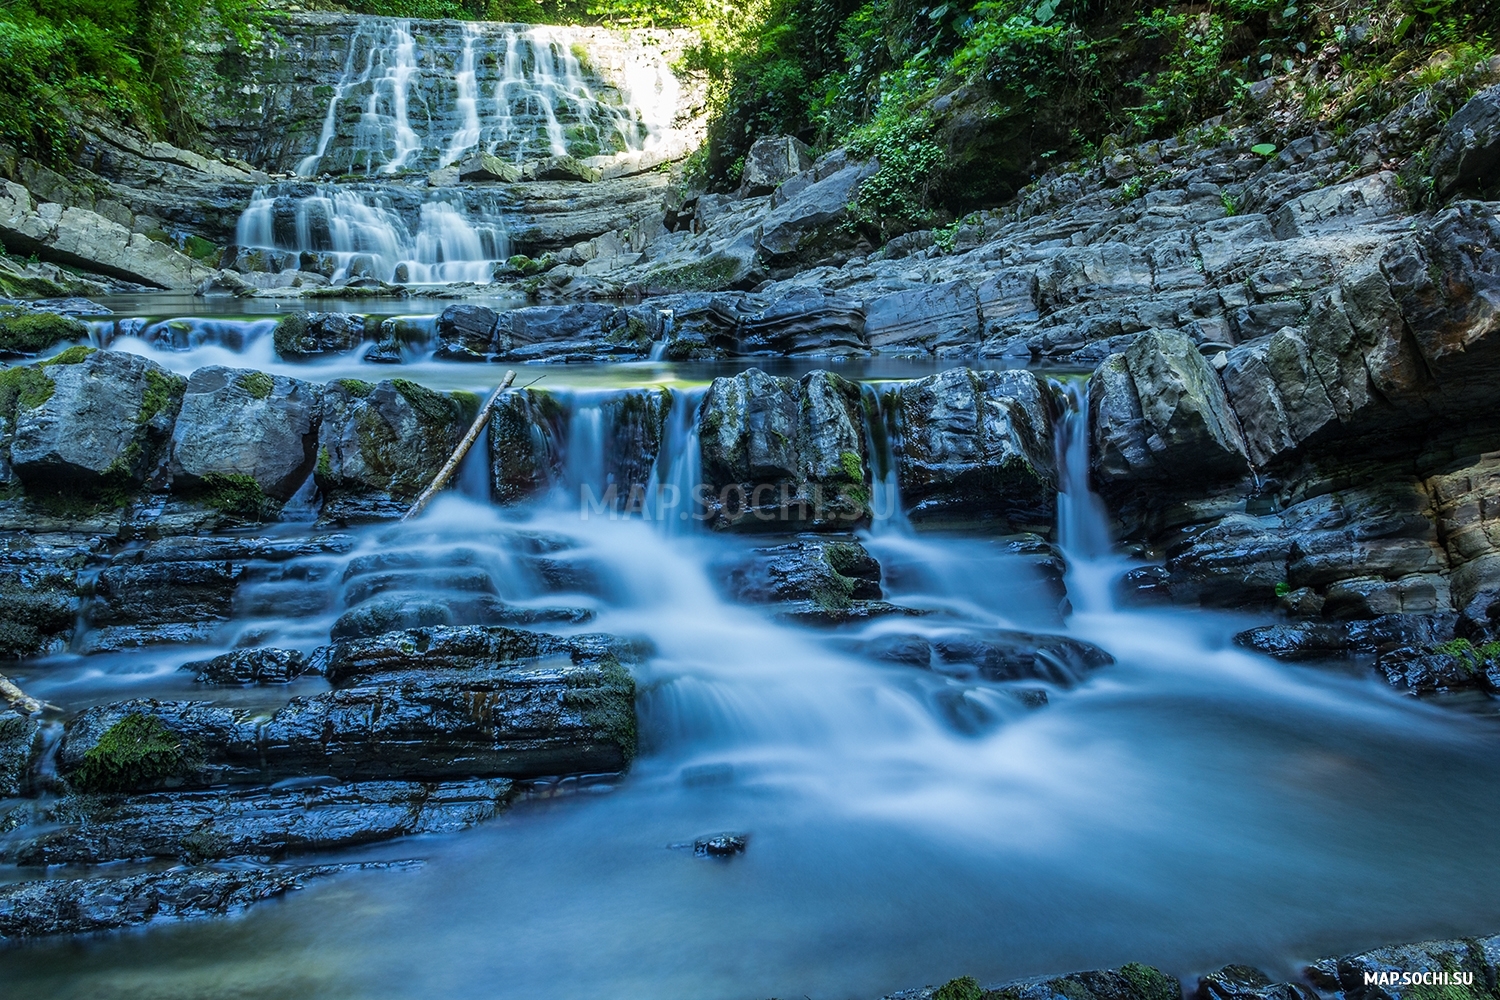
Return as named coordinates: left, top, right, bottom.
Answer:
left=859, top=381, right=909, bottom=534
left=295, top=20, right=666, bottom=178
left=1054, top=380, right=1125, bottom=615
left=233, top=184, right=510, bottom=285
left=651, top=386, right=704, bottom=532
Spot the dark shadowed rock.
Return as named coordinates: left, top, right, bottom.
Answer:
left=897, top=368, right=1055, bottom=530
left=0, top=709, right=38, bottom=797
left=489, top=388, right=566, bottom=503
left=183, top=647, right=310, bottom=686
left=273, top=313, right=367, bottom=361
left=715, top=536, right=882, bottom=607
left=1196, top=966, right=1317, bottom=1000
left=1431, top=84, right=1500, bottom=198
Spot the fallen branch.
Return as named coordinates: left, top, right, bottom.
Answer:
left=402, top=369, right=517, bottom=522
left=0, top=672, right=42, bottom=715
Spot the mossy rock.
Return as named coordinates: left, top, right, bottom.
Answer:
left=0, top=311, right=86, bottom=357
left=197, top=472, right=279, bottom=521
left=561, top=654, right=638, bottom=764
left=69, top=713, right=195, bottom=793
left=0, top=364, right=55, bottom=419
left=237, top=371, right=274, bottom=400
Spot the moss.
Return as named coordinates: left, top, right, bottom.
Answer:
left=316, top=445, right=332, bottom=479
left=272, top=314, right=309, bottom=358
left=837, top=449, right=863, bottom=483
left=0, top=311, right=86, bottom=356
left=334, top=378, right=375, bottom=398
left=139, top=368, right=185, bottom=425
left=182, top=235, right=219, bottom=262
left=1434, top=638, right=1500, bottom=675
left=562, top=654, right=638, bottom=764
left=392, top=378, right=461, bottom=427
left=645, top=253, right=746, bottom=293
left=1118, top=964, right=1178, bottom=1000
left=39, top=345, right=95, bottom=367
left=450, top=390, right=481, bottom=424
left=0, top=585, right=74, bottom=657
left=70, top=713, right=194, bottom=793
left=934, top=978, right=983, bottom=1000
left=237, top=370, right=275, bottom=400
left=198, top=472, right=277, bottom=520
left=0, top=364, right=54, bottom=417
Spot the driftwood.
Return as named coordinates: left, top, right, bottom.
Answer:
left=0, top=672, right=42, bottom=715
left=401, top=369, right=517, bottom=521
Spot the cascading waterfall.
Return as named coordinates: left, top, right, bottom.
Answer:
left=296, top=20, right=664, bottom=178
left=234, top=185, right=511, bottom=285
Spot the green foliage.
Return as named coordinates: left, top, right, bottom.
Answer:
left=199, top=471, right=277, bottom=519
left=0, top=311, right=88, bottom=357
left=837, top=449, right=863, bottom=482
left=934, top=977, right=984, bottom=1000
left=847, top=113, right=948, bottom=234
left=237, top=370, right=275, bottom=400
left=1119, top=963, right=1179, bottom=1000
left=70, top=713, right=192, bottom=793
left=1274, top=580, right=1291, bottom=597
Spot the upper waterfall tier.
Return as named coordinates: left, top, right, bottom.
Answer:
left=199, top=14, right=706, bottom=177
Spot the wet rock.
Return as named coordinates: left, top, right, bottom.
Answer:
left=273, top=312, right=367, bottom=360
left=849, top=629, right=1113, bottom=684
left=330, top=595, right=591, bottom=640
left=0, top=536, right=81, bottom=658
left=1431, top=84, right=1500, bottom=198
left=434, top=304, right=499, bottom=359
left=315, top=378, right=478, bottom=522
left=457, top=152, right=522, bottom=183
left=1196, top=966, right=1317, bottom=1000
left=0, top=709, right=38, bottom=797
left=89, top=554, right=243, bottom=633
left=58, top=625, right=640, bottom=790
left=526, top=155, right=602, bottom=183
left=8, top=349, right=185, bottom=494
left=491, top=303, right=636, bottom=361
left=694, top=832, right=748, bottom=857
left=1322, top=934, right=1500, bottom=1000
left=0, top=862, right=410, bottom=940
left=715, top=536, right=882, bottom=607
left=897, top=369, right=1056, bottom=530
left=697, top=368, right=870, bottom=530
left=1234, top=614, right=1454, bottom=661
left=739, top=135, right=813, bottom=197
left=5, top=779, right=513, bottom=866
left=168, top=366, right=322, bottom=503
left=774, top=600, right=929, bottom=627
left=981, top=964, right=1181, bottom=1000
left=489, top=388, right=566, bottom=503
left=865, top=281, right=982, bottom=356
left=183, top=647, right=310, bottom=686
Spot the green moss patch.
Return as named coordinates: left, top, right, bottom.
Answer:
left=139, top=368, right=186, bottom=424
left=563, top=654, right=638, bottom=764
left=934, top=978, right=983, bottom=1000
left=70, top=713, right=193, bottom=793
left=237, top=370, right=275, bottom=400
left=392, top=378, right=463, bottom=428
left=0, top=364, right=55, bottom=417
left=39, top=345, right=95, bottom=366
left=199, top=472, right=277, bottom=521
left=0, top=311, right=86, bottom=357
left=334, top=378, right=375, bottom=398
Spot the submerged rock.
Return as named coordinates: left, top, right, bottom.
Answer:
left=848, top=629, right=1114, bottom=685
left=0, top=862, right=412, bottom=940
left=4, top=778, right=513, bottom=866
left=693, top=832, right=748, bottom=857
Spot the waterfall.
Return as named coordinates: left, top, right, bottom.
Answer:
left=233, top=184, right=510, bottom=285
left=294, top=20, right=663, bottom=177
left=1054, top=380, right=1124, bottom=615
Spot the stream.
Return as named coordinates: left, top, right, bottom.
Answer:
left=5, top=381, right=1500, bottom=999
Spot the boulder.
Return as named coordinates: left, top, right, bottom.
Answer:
left=457, top=152, right=522, bottom=183
left=1090, top=330, right=1248, bottom=511
left=897, top=368, right=1056, bottom=530
left=56, top=625, right=639, bottom=790
left=697, top=368, right=870, bottom=529
left=738, top=135, right=813, bottom=197
left=0, top=709, right=38, bottom=797
left=0, top=181, right=215, bottom=290
left=526, top=155, right=603, bottom=183
left=5, top=778, right=513, bottom=866
left=315, top=378, right=478, bottom=521
left=757, top=161, right=877, bottom=267
left=168, top=367, right=322, bottom=503
left=434, top=304, right=499, bottom=359
left=273, top=313, right=367, bottom=361
left=714, top=536, right=882, bottom=608
left=183, top=647, right=311, bottom=686
left=865, top=281, right=982, bottom=356
left=1431, top=84, right=1500, bottom=198
left=7, top=348, right=185, bottom=493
